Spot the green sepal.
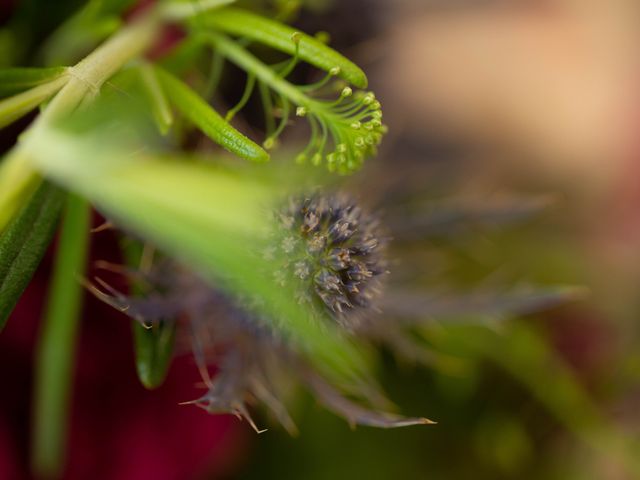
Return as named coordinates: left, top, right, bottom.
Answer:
left=133, top=321, right=177, bottom=390
left=120, top=237, right=177, bottom=390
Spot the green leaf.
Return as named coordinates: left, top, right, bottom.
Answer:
left=155, top=66, right=270, bottom=162
left=31, top=194, right=91, bottom=479
left=0, top=181, right=64, bottom=331
left=0, top=67, right=70, bottom=98
left=0, top=76, right=69, bottom=129
left=193, top=7, right=368, bottom=88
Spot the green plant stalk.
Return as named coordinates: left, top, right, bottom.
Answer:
left=0, top=75, right=70, bottom=128
left=0, top=66, right=69, bottom=97
left=31, top=195, right=91, bottom=479
left=207, top=32, right=308, bottom=107
left=136, top=63, right=174, bottom=135
left=197, top=7, right=368, bottom=88
left=206, top=32, right=361, bottom=146
left=0, top=11, right=161, bottom=233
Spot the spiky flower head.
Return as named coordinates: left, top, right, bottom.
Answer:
left=92, top=193, right=430, bottom=432
left=271, top=194, right=387, bottom=329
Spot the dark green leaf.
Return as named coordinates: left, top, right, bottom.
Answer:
left=0, top=181, right=64, bottom=331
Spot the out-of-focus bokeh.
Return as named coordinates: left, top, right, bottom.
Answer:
left=2, top=0, right=640, bottom=479
left=236, top=1, right=640, bottom=479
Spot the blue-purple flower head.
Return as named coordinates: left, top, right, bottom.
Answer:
left=270, top=194, right=388, bottom=329
left=92, top=192, right=432, bottom=432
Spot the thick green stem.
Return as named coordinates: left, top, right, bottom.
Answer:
left=31, top=194, right=91, bottom=479
left=0, top=12, right=161, bottom=232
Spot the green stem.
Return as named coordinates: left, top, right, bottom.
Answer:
left=137, top=62, right=174, bottom=135
left=207, top=32, right=309, bottom=107
left=31, top=195, right=91, bottom=479
left=0, top=12, right=161, bottom=233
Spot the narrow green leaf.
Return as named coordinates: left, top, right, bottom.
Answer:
left=31, top=194, right=90, bottom=479
left=0, top=67, right=70, bottom=98
left=193, top=7, right=369, bottom=88
left=155, top=66, right=269, bottom=162
left=0, top=76, right=69, bottom=129
left=0, top=182, right=64, bottom=331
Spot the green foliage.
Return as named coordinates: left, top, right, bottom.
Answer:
left=134, top=63, right=174, bottom=136
left=201, top=31, right=385, bottom=173
left=0, top=67, right=69, bottom=98
left=0, top=75, right=69, bottom=128
left=194, top=7, right=368, bottom=88
left=24, top=121, right=372, bottom=388
left=155, top=66, right=270, bottom=162
left=0, top=182, right=64, bottom=331
left=31, top=194, right=90, bottom=479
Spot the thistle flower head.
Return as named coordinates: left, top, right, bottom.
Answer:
left=91, top=193, right=432, bottom=432
left=272, top=194, right=387, bottom=328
